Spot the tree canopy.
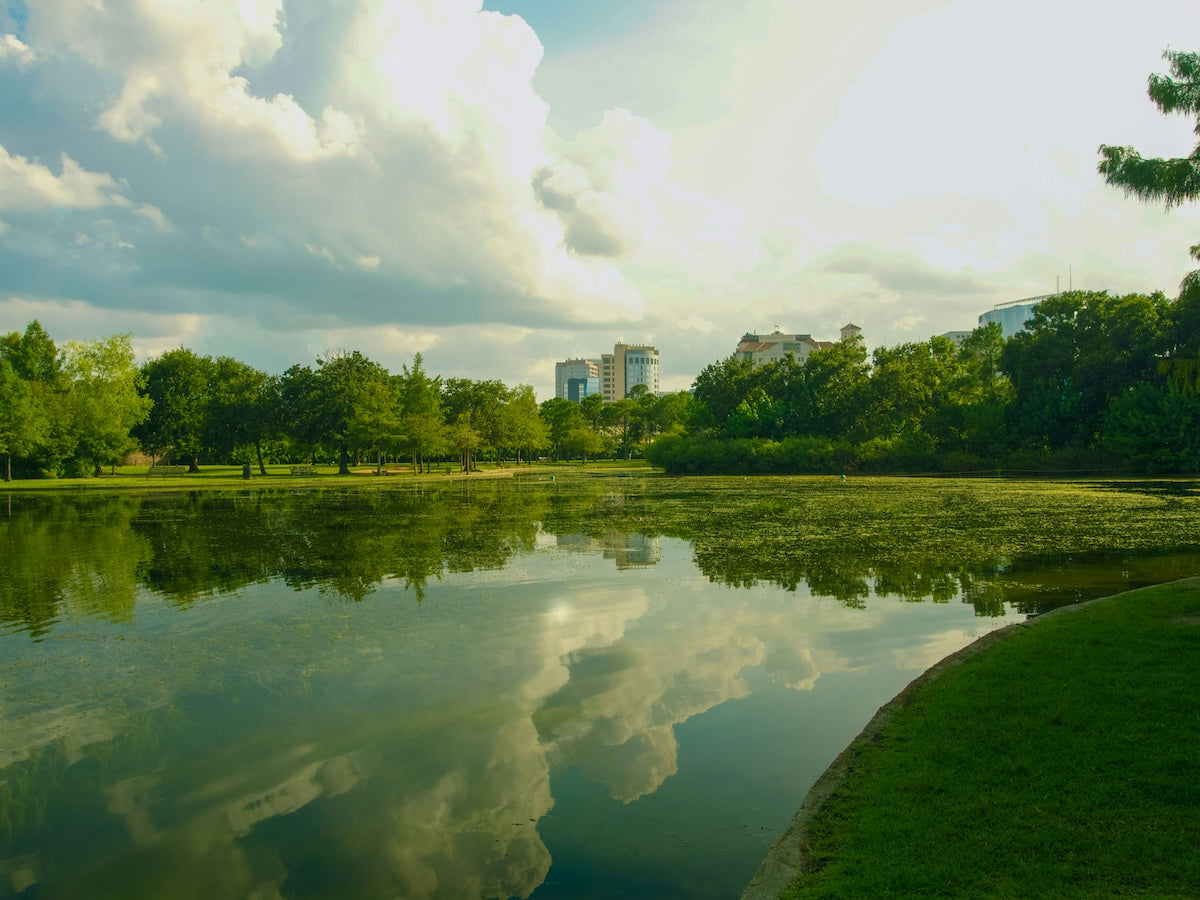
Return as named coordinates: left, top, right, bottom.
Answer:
left=1099, top=50, right=1200, bottom=212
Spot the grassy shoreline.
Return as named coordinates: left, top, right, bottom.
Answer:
left=746, top=578, right=1200, bottom=899
left=0, top=459, right=655, bottom=491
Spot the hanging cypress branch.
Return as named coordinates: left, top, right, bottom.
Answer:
left=1098, top=50, right=1200, bottom=209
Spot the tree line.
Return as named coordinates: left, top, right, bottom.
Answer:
left=646, top=287, right=1200, bottom=475
left=3, top=285, right=1199, bottom=481
left=0, top=321, right=699, bottom=480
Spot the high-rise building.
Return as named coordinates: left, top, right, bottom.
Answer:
left=601, top=343, right=659, bottom=401
left=979, top=296, right=1050, bottom=337
left=554, top=358, right=601, bottom=402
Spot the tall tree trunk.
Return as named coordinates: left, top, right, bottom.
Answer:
left=338, top=444, right=350, bottom=475
left=188, top=451, right=200, bottom=474
left=5, top=453, right=10, bottom=482
left=255, top=441, right=267, bottom=476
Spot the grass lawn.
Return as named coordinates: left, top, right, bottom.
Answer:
left=766, top=578, right=1200, bottom=899
left=0, top=458, right=655, bottom=491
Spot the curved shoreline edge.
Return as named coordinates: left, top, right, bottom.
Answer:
left=739, top=583, right=1173, bottom=900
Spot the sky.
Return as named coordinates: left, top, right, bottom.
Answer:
left=2, top=0, right=1199, bottom=398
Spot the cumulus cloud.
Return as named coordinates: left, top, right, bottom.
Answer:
left=29, top=0, right=357, bottom=160
left=0, top=146, right=128, bottom=211
left=0, top=33, right=34, bottom=67
left=3, top=0, right=1200, bottom=397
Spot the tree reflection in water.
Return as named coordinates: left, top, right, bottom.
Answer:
left=2, top=476, right=1200, bottom=898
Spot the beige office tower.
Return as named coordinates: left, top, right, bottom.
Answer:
left=600, top=343, right=660, bottom=401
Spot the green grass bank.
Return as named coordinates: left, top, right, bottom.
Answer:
left=0, top=458, right=653, bottom=491
left=747, top=578, right=1200, bottom=899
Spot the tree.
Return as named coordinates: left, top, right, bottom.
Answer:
left=803, top=335, right=870, bottom=440
left=601, top=397, right=637, bottom=459
left=865, top=336, right=965, bottom=444
left=1001, top=291, right=1169, bottom=453
left=446, top=419, right=482, bottom=473
left=206, top=357, right=276, bottom=474
left=63, top=335, right=151, bottom=476
left=314, top=350, right=389, bottom=474
left=1099, top=50, right=1200, bottom=216
left=648, top=391, right=699, bottom=437
left=942, top=322, right=1013, bottom=461
left=1100, top=50, right=1200, bottom=412
left=278, top=364, right=326, bottom=464
left=1, top=321, right=71, bottom=476
left=1101, top=380, right=1200, bottom=472
left=562, top=426, right=604, bottom=462
left=540, top=397, right=585, bottom=461
left=347, top=379, right=403, bottom=475
left=0, top=321, right=62, bottom=384
left=0, top=359, right=47, bottom=481
left=397, top=353, right=445, bottom=473
left=137, top=348, right=213, bottom=471
left=692, top=355, right=758, bottom=429
left=443, top=378, right=510, bottom=464
left=579, top=392, right=605, bottom=432
left=503, top=385, right=548, bottom=464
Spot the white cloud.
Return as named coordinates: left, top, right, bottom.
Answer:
left=134, top=203, right=171, bottom=232
left=0, top=33, right=34, bottom=67
left=30, top=0, right=358, bottom=161
left=0, top=147, right=128, bottom=211
left=0, top=296, right=207, bottom=360
left=4, top=0, right=1200, bottom=397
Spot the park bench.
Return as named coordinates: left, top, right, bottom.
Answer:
left=290, top=465, right=315, bottom=475
left=148, top=465, right=189, bottom=476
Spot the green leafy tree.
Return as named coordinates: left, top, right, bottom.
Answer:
left=725, top=387, right=786, bottom=440
left=579, top=392, right=605, bottom=432
left=503, top=385, right=548, bottom=464
left=1001, top=291, right=1169, bottom=453
left=1099, top=49, right=1200, bottom=219
left=943, top=322, right=1013, bottom=461
left=278, top=364, right=327, bottom=464
left=63, top=334, right=151, bottom=476
left=348, top=379, right=403, bottom=474
left=442, top=377, right=489, bottom=470
left=601, top=397, right=638, bottom=459
left=137, top=348, right=214, bottom=471
left=562, top=426, right=604, bottom=462
left=0, top=359, right=48, bottom=481
left=1101, top=380, right=1200, bottom=472
left=315, top=350, right=389, bottom=474
left=443, top=378, right=510, bottom=464
left=692, top=354, right=758, bottom=429
left=0, top=321, right=62, bottom=384
left=447, top=419, right=482, bottom=472
left=1100, top=49, right=1200, bottom=415
left=397, top=353, right=445, bottom=473
left=539, top=397, right=585, bottom=461
left=865, top=336, right=964, bottom=443
left=648, top=390, right=700, bottom=437
left=803, top=334, right=870, bottom=440
left=206, top=358, right=277, bottom=474
left=0, top=321, right=71, bottom=475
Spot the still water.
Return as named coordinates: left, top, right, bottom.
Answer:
left=2, top=475, right=1199, bottom=898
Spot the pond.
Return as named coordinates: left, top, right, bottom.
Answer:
left=3, top=474, right=1199, bottom=898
